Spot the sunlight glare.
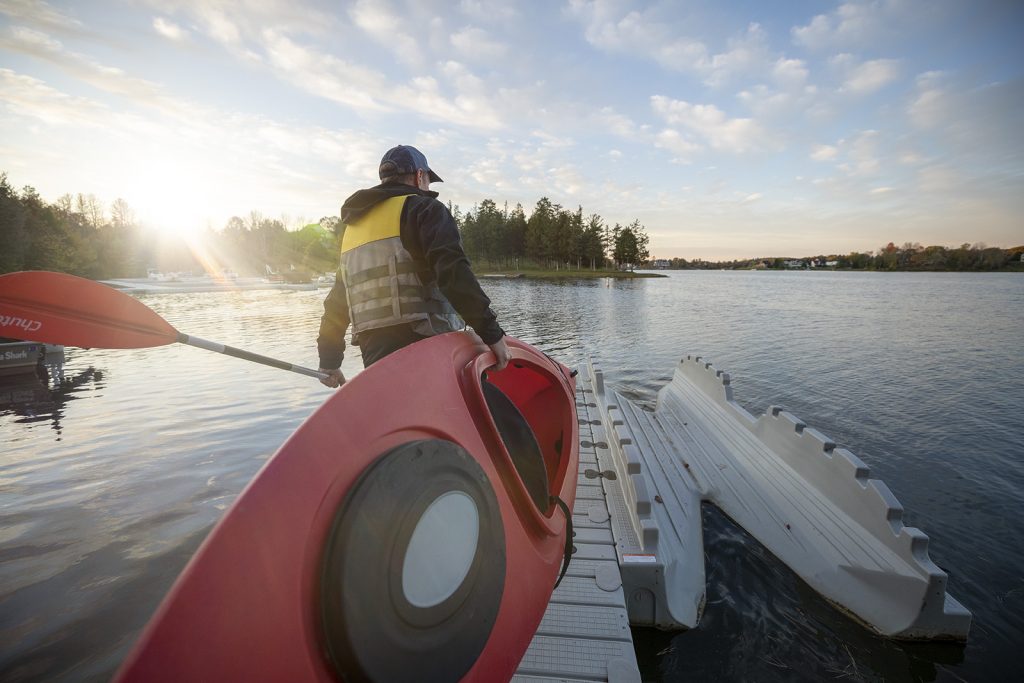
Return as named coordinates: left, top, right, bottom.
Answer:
left=117, top=153, right=217, bottom=239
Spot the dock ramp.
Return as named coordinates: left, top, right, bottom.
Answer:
left=586, top=355, right=971, bottom=641
left=514, top=374, right=641, bottom=682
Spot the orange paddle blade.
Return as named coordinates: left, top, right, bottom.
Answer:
left=0, top=271, right=179, bottom=348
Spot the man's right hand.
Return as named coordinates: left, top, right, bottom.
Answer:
left=319, top=368, right=346, bottom=388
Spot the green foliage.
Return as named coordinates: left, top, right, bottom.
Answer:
left=0, top=171, right=341, bottom=279
left=612, top=219, right=650, bottom=270
left=669, top=242, right=1022, bottom=271
left=459, top=195, right=649, bottom=271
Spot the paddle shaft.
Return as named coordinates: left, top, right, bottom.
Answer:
left=179, top=334, right=329, bottom=380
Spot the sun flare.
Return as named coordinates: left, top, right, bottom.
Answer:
left=116, top=153, right=217, bottom=240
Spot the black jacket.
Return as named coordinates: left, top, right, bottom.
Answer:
left=317, top=182, right=504, bottom=369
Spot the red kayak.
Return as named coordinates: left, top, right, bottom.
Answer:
left=115, top=332, right=578, bottom=682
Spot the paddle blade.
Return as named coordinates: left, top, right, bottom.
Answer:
left=0, top=271, right=179, bottom=349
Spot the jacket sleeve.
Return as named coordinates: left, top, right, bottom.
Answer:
left=405, top=196, right=505, bottom=345
left=316, top=274, right=350, bottom=369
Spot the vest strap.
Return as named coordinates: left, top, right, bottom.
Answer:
left=348, top=284, right=427, bottom=306
left=348, top=261, right=426, bottom=287
left=352, top=300, right=447, bottom=326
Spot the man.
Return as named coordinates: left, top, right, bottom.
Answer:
left=317, top=144, right=510, bottom=387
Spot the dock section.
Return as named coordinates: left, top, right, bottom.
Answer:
left=514, top=372, right=641, bottom=683
left=587, top=355, right=971, bottom=641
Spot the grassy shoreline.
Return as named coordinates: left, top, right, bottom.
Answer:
left=476, top=267, right=666, bottom=279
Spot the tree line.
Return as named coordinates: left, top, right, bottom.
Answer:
left=660, top=241, right=1024, bottom=271
left=4, top=171, right=1019, bottom=278
left=0, top=173, right=339, bottom=279
left=454, top=197, right=651, bottom=271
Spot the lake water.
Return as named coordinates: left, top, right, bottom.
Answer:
left=1, top=270, right=1022, bottom=681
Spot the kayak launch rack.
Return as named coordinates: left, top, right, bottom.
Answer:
left=581, top=355, right=972, bottom=641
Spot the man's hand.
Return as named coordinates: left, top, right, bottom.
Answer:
left=319, top=368, right=346, bottom=388
left=488, top=337, right=511, bottom=372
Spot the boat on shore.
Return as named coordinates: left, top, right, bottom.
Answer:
left=0, top=340, right=43, bottom=375
left=102, top=276, right=318, bottom=293
left=0, top=339, right=64, bottom=376
left=115, top=333, right=579, bottom=682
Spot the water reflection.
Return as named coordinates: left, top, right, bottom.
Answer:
left=655, top=505, right=967, bottom=682
left=0, top=352, right=103, bottom=440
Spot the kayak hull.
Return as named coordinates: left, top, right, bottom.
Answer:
left=115, top=333, right=578, bottom=682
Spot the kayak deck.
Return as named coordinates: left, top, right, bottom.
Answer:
left=514, top=372, right=642, bottom=682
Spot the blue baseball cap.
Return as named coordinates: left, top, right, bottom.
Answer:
left=378, top=145, right=443, bottom=183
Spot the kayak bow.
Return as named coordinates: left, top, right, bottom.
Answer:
left=115, top=332, right=579, bottom=682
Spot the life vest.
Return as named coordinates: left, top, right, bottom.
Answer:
left=340, top=194, right=464, bottom=341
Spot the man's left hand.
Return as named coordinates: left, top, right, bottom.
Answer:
left=488, top=337, right=510, bottom=372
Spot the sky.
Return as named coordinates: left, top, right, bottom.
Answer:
left=0, top=0, right=1021, bottom=260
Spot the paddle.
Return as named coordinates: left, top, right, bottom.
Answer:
left=0, top=271, right=329, bottom=380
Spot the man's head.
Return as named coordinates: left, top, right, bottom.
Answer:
left=379, top=145, right=443, bottom=191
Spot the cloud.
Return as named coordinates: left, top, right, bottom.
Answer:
left=0, top=66, right=381, bottom=224
left=593, top=106, right=638, bottom=138
left=907, top=70, right=950, bottom=129
left=459, top=0, right=517, bottom=22
left=350, top=0, right=422, bottom=67
left=457, top=136, right=589, bottom=199
left=0, top=26, right=174, bottom=105
left=0, top=0, right=90, bottom=37
left=834, top=56, right=899, bottom=94
left=651, top=95, right=770, bottom=154
left=734, top=56, right=819, bottom=119
left=565, top=0, right=710, bottom=74
left=142, top=2, right=514, bottom=130
left=811, top=144, right=838, bottom=161
left=260, top=30, right=391, bottom=112
left=395, top=62, right=505, bottom=130
left=703, top=23, right=773, bottom=87
left=0, top=68, right=112, bottom=126
left=841, top=129, right=882, bottom=176
left=906, top=70, right=1024, bottom=164
left=916, top=164, right=959, bottom=193
left=451, top=26, right=507, bottom=60
left=654, top=129, right=700, bottom=161
left=153, top=17, right=188, bottom=42
left=567, top=4, right=808, bottom=89
left=772, top=58, right=809, bottom=88
left=791, top=14, right=831, bottom=51
left=791, top=0, right=921, bottom=51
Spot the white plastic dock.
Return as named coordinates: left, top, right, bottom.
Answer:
left=587, top=355, right=971, bottom=641
left=514, top=353, right=972, bottom=681
left=513, top=374, right=641, bottom=683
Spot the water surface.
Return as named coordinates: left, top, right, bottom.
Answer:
left=1, top=271, right=1022, bottom=681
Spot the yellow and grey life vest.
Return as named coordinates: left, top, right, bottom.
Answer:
left=340, top=194, right=464, bottom=340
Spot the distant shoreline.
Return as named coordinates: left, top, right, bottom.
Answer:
left=649, top=265, right=1024, bottom=273
left=476, top=268, right=665, bottom=279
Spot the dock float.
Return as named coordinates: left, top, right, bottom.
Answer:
left=585, top=355, right=971, bottom=641
left=513, top=372, right=642, bottom=682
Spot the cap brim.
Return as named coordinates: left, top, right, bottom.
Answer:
left=428, top=169, right=443, bottom=183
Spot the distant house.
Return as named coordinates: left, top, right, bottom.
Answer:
left=783, top=259, right=806, bottom=269
left=826, top=260, right=838, bottom=267
left=652, top=259, right=671, bottom=269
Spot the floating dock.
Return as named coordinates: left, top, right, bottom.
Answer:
left=518, top=354, right=971, bottom=679
left=514, top=373, right=641, bottom=682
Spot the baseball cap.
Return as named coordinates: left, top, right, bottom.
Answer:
left=378, top=145, right=443, bottom=183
